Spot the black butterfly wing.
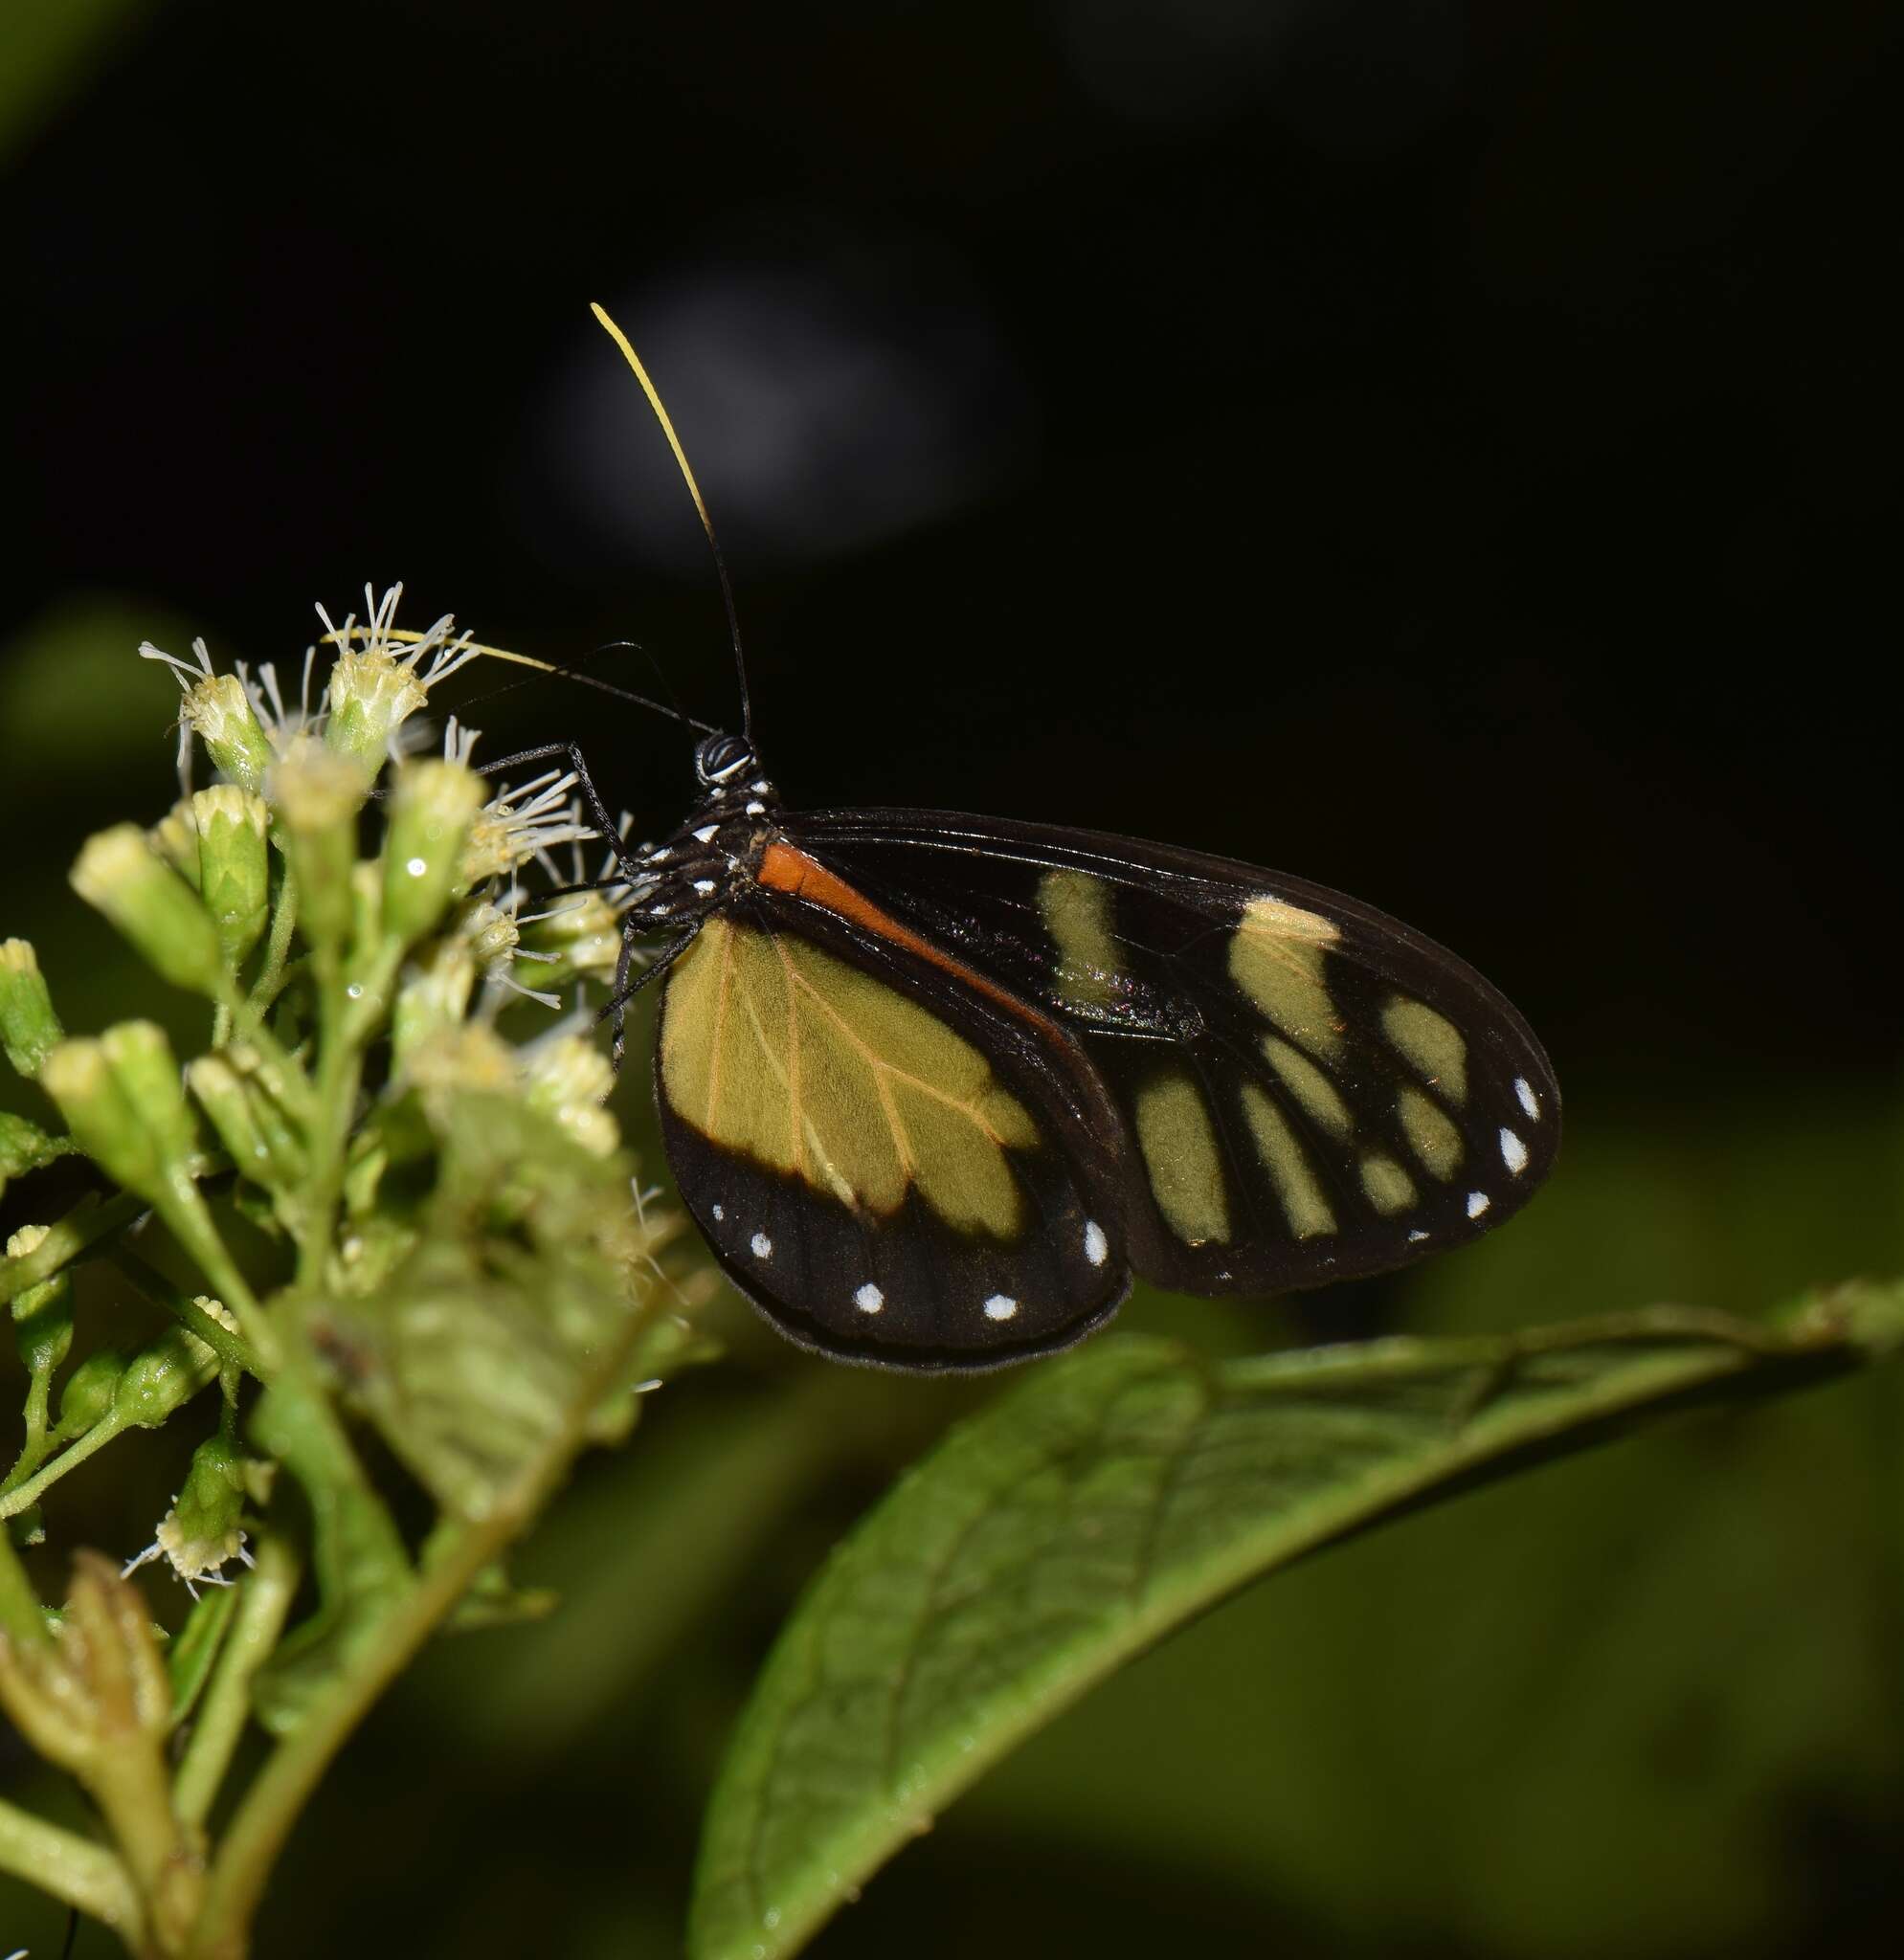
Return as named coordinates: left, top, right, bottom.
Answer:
left=778, top=809, right=1561, bottom=1298
left=653, top=877, right=1133, bottom=1371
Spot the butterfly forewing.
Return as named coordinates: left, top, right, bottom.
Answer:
left=776, top=811, right=1561, bottom=1298
left=654, top=886, right=1132, bottom=1370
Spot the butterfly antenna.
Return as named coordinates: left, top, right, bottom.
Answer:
left=321, top=622, right=719, bottom=733
left=590, top=301, right=753, bottom=743
left=591, top=637, right=693, bottom=724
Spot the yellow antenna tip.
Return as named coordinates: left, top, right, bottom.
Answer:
left=588, top=302, right=717, bottom=544
left=588, top=299, right=753, bottom=736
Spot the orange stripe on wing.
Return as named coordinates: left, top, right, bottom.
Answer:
left=755, top=841, right=1057, bottom=1035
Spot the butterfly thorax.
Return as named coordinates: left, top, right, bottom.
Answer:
left=621, top=733, right=780, bottom=930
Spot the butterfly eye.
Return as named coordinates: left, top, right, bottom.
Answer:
left=695, top=733, right=754, bottom=787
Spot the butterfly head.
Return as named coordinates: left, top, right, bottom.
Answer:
left=695, top=732, right=756, bottom=789
left=690, top=730, right=777, bottom=822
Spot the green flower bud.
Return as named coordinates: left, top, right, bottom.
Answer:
left=1, top=1109, right=72, bottom=1190
left=101, top=1019, right=198, bottom=1165
left=325, top=650, right=428, bottom=775
left=383, top=759, right=486, bottom=947
left=41, top=1039, right=150, bottom=1191
left=146, top=800, right=203, bottom=886
left=188, top=1049, right=307, bottom=1188
left=41, top=1022, right=198, bottom=1202
left=391, top=940, right=477, bottom=1065
left=399, top=1024, right=518, bottom=1131
left=180, top=668, right=276, bottom=794
left=349, top=859, right=384, bottom=960
left=184, top=1051, right=264, bottom=1169
left=70, top=825, right=227, bottom=999
left=147, top=1434, right=249, bottom=1587
left=115, top=1307, right=228, bottom=1429
left=267, top=738, right=370, bottom=957
left=8, top=1225, right=74, bottom=1378
left=522, top=1035, right=618, bottom=1156
left=0, top=939, right=65, bottom=1078
left=457, top=900, right=521, bottom=971
left=191, top=785, right=270, bottom=973
left=56, top=1349, right=129, bottom=1438
left=516, top=891, right=622, bottom=987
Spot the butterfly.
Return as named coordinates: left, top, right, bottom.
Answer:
left=481, top=307, right=1560, bottom=1373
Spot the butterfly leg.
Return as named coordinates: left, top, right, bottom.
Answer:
left=479, top=741, right=644, bottom=883
left=599, top=924, right=697, bottom=1073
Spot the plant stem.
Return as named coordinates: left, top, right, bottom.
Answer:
left=293, top=975, right=358, bottom=1290
left=0, top=1795, right=140, bottom=1933
left=174, top=1535, right=302, bottom=1831
left=0, top=1524, right=51, bottom=1649
left=0, top=1190, right=148, bottom=1308
left=184, top=1524, right=493, bottom=1958
left=107, top=1246, right=271, bottom=1383
left=185, top=1303, right=659, bottom=1960
left=235, top=869, right=299, bottom=1039
left=3, top=1376, right=55, bottom=1500
left=0, top=1414, right=128, bottom=1521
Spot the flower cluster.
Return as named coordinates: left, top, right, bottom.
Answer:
left=128, top=584, right=635, bottom=1024
left=1, top=585, right=696, bottom=1711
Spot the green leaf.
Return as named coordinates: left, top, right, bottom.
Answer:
left=306, top=1092, right=640, bottom=1522
left=248, top=1378, right=413, bottom=1734
left=168, top=1583, right=240, bottom=1726
left=689, top=1286, right=1904, bottom=1960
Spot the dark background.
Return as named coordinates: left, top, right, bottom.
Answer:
left=4, top=3, right=1901, bottom=1956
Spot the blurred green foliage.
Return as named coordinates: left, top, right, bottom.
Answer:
left=0, top=1, right=152, bottom=167
left=690, top=1289, right=1903, bottom=1960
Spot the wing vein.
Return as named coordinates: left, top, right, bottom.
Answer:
left=786, top=959, right=1015, bottom=1150
left=705, top=913, right=737, bottom=1132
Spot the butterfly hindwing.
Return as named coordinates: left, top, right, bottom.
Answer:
left=653, top=887, right=1132, bottom=1370
left=775, top=811, right=1561, bottom=1298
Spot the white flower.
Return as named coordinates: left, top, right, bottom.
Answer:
left=121, top=1513, right=255, bottom=1602
left=462, top=768, right=595, bottom=887
left=318, top=582, right=482, bottom=771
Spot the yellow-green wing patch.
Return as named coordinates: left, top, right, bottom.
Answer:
left=1260, top=1036, right=1353, bottom=1141
left=661, top=917, right=1039, bottom=1236
left=1380, top=996, right=1467, bottom=1103
left=1134, top=1075, right=1230, bottom=1246
left=1358, top=1152, right=1416, bottom=1215
left=1240, top=1084, right=1335, bottom=1239
left=1229, top=897, right=1344, bottom=1058
left=1037, top=868, right=1122, bottom=1011
left=1396, top=1084, right=1463, bottom=1180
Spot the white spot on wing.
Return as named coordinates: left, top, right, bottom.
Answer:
left=1407, top=1228, right=1429, bottom=1242
left=1499, top=1127, right=1529, bottom=1175
left=983, top=1294, right=1019, bottom=1321
left=1083, top=1220, right=1108, bottom=1266
left=692, top=879, right=717, bottom=896
left=710, top=1204, right=724, bottom=1221
left=750, top=1231, right=773, bottom=1258
left=1466, top=1191, right=1490, bottom=1219
left=854, top=1282, right=884, bottom=1314
left=1514, top=1077, right=1541, bottom=1122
